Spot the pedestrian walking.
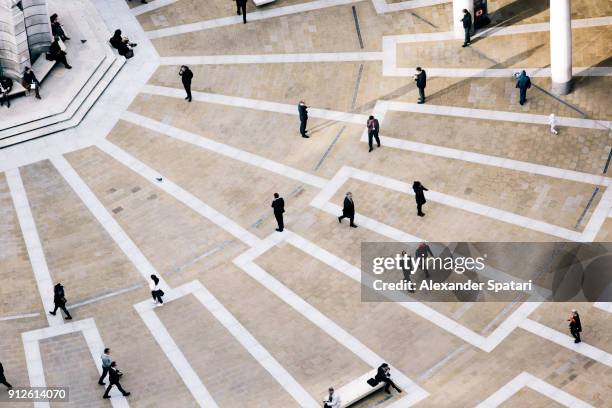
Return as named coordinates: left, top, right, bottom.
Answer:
left=0, top=361, right=13, bottom=389
left=323, top=387, right=341, bottom=408
left=298, top=100, right=309, bottom=138
left=548, top=113, right=558, bottom=134
left=461, top=9, right=472, bottom=47
left=102, top=362, right=130, bottom=399
left=413, top=181, right=428, bottom=217
left=415, top=242, right=433, bottom=278
left=98, top=348, right=112, bottom=385
left=179, top=65, right=193, bottom=102
left=568, top=309, right=582, bottom=343
left=150, top=275, right=164, bottom=306
left=271, top=193, right=285, bottom=232
left=515, top=70, right=531, bottom=106
left=49, top=283, right=72, bottom=320
left=236, top=0, right=247, bottom=24
left=414, top=67, right=426, bottom=104
left=375, top=363, right=402, bottom=394
left=338, top=192, right=357, bottom=228
left=367, top=115, right=381, bottom=152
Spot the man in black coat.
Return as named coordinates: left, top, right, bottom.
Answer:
left=236, top=0, right=247, bottom=24
left=179, top=66, right=193, bottom=102
left=49, top=283, right=72, bottom=320
left=367, top=115, right=380, bottom=152
left=568, top=309, right=582, bottom=343
left=413, top=181, right=428, bottom=217
left=375, top=363, right=401, bottom=394
left=461, top=9, right=472, bottom=47
left=414, top=67, right=426, bottom=104
left=298, top=100, right=309, bottom=138
left=103, top=362, right=130, bottom=399
left=271, top=193, right=285, bottom=232
left=0, top=361, right=13, bottom=389
left=47, top=36, right=72, bottom=69
left=338, top=192, right=357, bottom=228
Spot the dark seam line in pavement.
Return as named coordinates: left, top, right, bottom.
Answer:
left=575, top=186, right=600, bottom=229
left=604, top=145, right=612, bottom=174
left=66, top=283, right=144, bottom=310
left=352, top=5, right=364, bottom=49
left=168, top=239, right=235, bottom=276
left=410, top=11, right=438, bottom=29
left=532, top=84, right=587, bottom=117
left=314, top=126, right=346, bottom=172
left=351, top=63, right=364, bottom=111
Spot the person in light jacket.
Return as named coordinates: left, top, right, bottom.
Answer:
left=323, top=387, right=341, bottom=408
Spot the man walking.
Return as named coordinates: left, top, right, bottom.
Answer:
left=338, top=192, right=357, bottom=228
left=49, top=283, right=72, bottom=320
left=98, top=348, right=112, bottom=385
left=236, top=0, right=247, bottom=24
left=0, top=361, right=13, bottom=389
left=103, top=362, right=130, bottom=399
left=568, top=309, right=582, bottom=343
left=461, top=9, right=472, bottom=47
left=271, top=193, right=285, bottom=232
left=367, top=115, right=381, bottom=152
left=414, top=67, right=426, bottom=104
left=413, top=181, right=428, bottom=217
left=179, top=66, right=193, bottom=102
left=516, top=70, right=531, bottom=106
left=298, top=100, right=309, bottom=138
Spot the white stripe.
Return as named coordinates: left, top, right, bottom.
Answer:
left=373, top=0, right=450, bottom=13
left=146, top=0, right=364, bottom=39
left=50, top=156, right=170, bottom=291
left=96, top=139, right=261, bottom=247
left=120, top=111, right=328, bottom=188
left=579, top=188, right=612, bottom=241
left=593, top=302, right=612, bottom=313
left=158, top=52, right=383, bottom=65
left=131, top=0, right=178, bottom=16
left=385, top=66, right=612, bottom=78
left=519, top=319, right=612, bottom=368
left=0, top=312, right=40, bottom=321
left=6, top=169, right=61, bottom=327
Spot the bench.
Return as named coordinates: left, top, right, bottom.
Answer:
left=333, top=369, right=385, bottom=407
left=7, top=49, right=59, bottom=97
left=252, top=0, right=276, bottom=6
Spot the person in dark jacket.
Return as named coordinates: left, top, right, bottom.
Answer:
left=516, top=70, right=531, bottom=105
left=338, top=192, right=357, bottom=228
left=298, top=100, right=309, bottom=138
left=414, top=67, right=426, bottom=104
left=0, top=361, right=12, bottom=389
left=413, top=181, right=428, bottom=217
left=50, top=14, right=70, bottom=41
left=568, top=309, right=582, bottom=343
left=461, top=9, right=472, bottom=47
left=49, top=283, right=72, bottom=320
left=102, top=362, right=130, bottom=399
left=367, top=115, right=381, bottom=152
left=47, top=36, right=72, bottom=69
left=415, top=242, right=434, bottom=277
left=0, top=76, right=12, bottom=108
left=236, top=0, right=247, bottom=24
left=179, top=66, right=193, bottom=102
left=110, top=30, right=136, bottom=57
left=271, top=193, right=285, bottom=232
left=22, top=67, right=41, bottom=99
left=375, top=363, right=402, bottom=394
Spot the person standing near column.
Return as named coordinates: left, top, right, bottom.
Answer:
left=0, top=361, right=13, bottom=389
left=413, top=181, right=428, bottom=217
left=338, top=192, right=357, bottom=228
left=367, top=115, right=381, bottom=152
left=236, top=0, right=247, bottom=24
left=298, top=100, right=309, bottom=138
left=179, top=66, right=193, bottom=102
left=102, top=362, right=131, bottom=399
left=516, top=70, right=531, bottom=106
left=271, top=193, right=285, bottom=232
left=49, top=283, right=72, bottom=320
left=461, top=9, right=472, bottom=47
left=98, top=348, right=112, bottom=385
left=414, top=67, right=427, bottom=104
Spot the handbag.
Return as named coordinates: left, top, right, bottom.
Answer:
left=367, top=377, right=379, bottom=387
left=125, top=49, right=134, bottom=59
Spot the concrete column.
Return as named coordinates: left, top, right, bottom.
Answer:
left=550, top=0, right=572, bottom=95
left=453, top=0, right=473, bottom=39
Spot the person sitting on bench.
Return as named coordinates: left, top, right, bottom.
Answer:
left=0, top=76, right=12, bottom=108
left=47, top=36, right=72, bottom=69
left=22, top=67, right=41, bottom=99
left=50, top=13, right=70, bottom=41
left=375, top=363, right=402, bottom=395
left=110, top=29, right=137, bottom=57
left=322, top=387, right=341, bottom=408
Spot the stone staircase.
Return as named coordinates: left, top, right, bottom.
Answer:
left=0, top=0, right=126, bottom=149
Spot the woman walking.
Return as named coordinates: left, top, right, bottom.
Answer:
left=413, top=181, right=429, bottom=217
left=150, top=275, right=164, bottom=306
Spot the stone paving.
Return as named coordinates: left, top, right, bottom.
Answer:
left=0, top=0, right=611, bottom=407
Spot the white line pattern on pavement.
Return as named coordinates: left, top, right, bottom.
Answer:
left=131, top=0, right=179, bottom=16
